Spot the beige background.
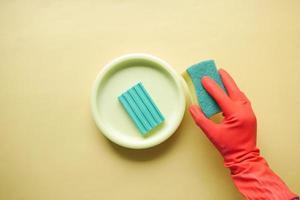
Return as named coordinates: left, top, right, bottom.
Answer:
left=0, top=0, right=299, bottom=199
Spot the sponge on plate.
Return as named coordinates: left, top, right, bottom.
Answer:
left=118, top=82, right=164, bottom=135
left=185, top=60, right=226, bottom=118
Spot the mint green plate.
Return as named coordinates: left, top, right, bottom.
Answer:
left=91, top=54, right=186, bottom=149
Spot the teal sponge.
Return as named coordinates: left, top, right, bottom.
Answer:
left=186, top=60, right=226, bottom=117
left=118, top=82, right=164, bottom=135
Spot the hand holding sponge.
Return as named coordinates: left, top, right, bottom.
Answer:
left=189, top=69, right=298, bottom=200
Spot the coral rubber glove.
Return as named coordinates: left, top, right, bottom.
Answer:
left=189, top=69, right=298, bottom=200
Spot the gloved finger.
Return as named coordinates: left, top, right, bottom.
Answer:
left=201, top=76, right=232, bottom=115
left=239, top=91, right=250, bottom=103
left=189, top=105, right=218, bottom=137
left=219, top=69, right=250, bottom=103
left=219, top=69, right=242, bottom=100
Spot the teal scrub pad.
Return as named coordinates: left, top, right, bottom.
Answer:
left=186, top=60, right=226, bottom=118
left=118, top=82, right=165, bottom=135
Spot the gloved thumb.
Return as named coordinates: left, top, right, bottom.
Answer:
left=189, top=105, right=218, bottom=139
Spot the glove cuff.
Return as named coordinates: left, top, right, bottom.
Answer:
left=224, top=151, right=298, bottom=200
left=224, top=148, right=261, bottom=174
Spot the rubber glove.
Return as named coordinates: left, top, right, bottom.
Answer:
left=189, top=69, right=298, bottom=200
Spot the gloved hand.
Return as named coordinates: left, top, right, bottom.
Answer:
left=189, top=69, right=298, bottom=200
